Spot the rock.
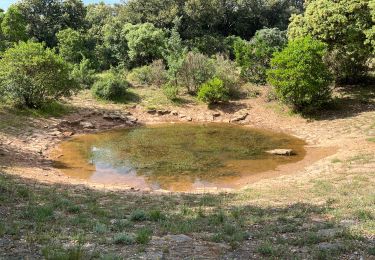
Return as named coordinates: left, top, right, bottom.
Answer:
left=171, top=110, right=178, bottom=116
left=266, top=149, right=295, bottom=156
left=157, top=110, right=171, bottom=115
left=164, top=234, right=193, bottom=243
left=126, top=116, right=138, bottom=123
left=230, top=112, right=248, bottom=122
left=179, top=114, right=186, bottom=118
left=318, top=242, right=342, bottom=251
left=212, top=112, right=221, bottom=117
left=103, top=113, right=122, bottom=120
left=50, top=131, right=62, bottom=136
left=80, top=121, right=95, bottom=129
left=147, top=109, right=157, bottom=114
left=62, top=131, right=74, bottom=137
left=317, top=228, right=341, bottom=238
left=185, top=116, right=193, bottom=121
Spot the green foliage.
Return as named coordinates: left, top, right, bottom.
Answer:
left=162, top=83, right=179, bottom=101
left=234, top=28, right=287, bottom=84
left=127, top=60, right=168, bottom=87
left=1, top=5, right=27, bottom=43
left=123, top=23, right=166, bottom=67
left=163, top=17, right=188, bottom=85
left=135, top=228, right=152, bottom=244
left=57, top=28, right=86, bottom=64
left=113, top=233, right=135, bottom=245
left=18, top=0, right=86, bottom=47
left=71, top=58, right=97, bottom=89
left=198, top=78, right=229, bottom=104
left=288, top=0, right=374, bottom=83
left=213, top=54, right=241, bottom=98
left=176, top=52, right=215, bottom=94
left=130, top=210, right=148, bottom=221
left=267, top=37, right=333, bottom=113
left=0, top=41, right=79, bottom=108
left=92, top=73, right=128, bottom=101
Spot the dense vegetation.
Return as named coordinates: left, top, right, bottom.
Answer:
left=0, top=0, right=373, bottom=110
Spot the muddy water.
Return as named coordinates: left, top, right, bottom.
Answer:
left=51, top=123, right=307, bottom=191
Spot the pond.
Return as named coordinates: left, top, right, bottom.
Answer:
left=51, top=123, right=306, bottom=191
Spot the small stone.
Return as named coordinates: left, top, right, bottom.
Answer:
left=62, top=131, right=74, bottom=137
left=171, top=111, right=178, bottom=116
left=179, top=114, right=186, bottom=118
left=126, top=116, right=138, bottom=123
left=158, top=110, right=171, bottom=115
left=230, top=112, right=249, bottom=122
left=185, top=116, right=192, bottom=121
left=50, top=131, right=62, bottom=136
left=80, top=121, right=95, bottom=129
left=147, top=109, right=157, bottom=114
left=266, top=149, right=295, bottom=156
left=317, top=228, right=341, bottom=238
left=212, top=112, right=221, bottom=117
left=164, top=234, right=192, bottom=243
left=318, top=242, right=342, bottom=251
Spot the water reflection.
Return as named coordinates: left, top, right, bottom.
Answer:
left=51, top=123, right=306, bottom=191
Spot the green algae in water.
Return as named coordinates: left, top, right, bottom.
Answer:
left=53, top=123, right=306, bottom=191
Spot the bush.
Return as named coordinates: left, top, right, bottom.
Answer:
left=213, top=55, right=241, bottom=98
left=198, top=78, right=229, bottom=104
left=71, top=58, right=97, bottom=89
left=0, top=41, right=79, bottom=108
left=127, top=60, right=168, bottom=87
left=123, top=23, right=166, bottom=67
left=234, top=28, right=287, bottom=84
left=176, top=52, right=215, bottom=94
left=267, top=37, right=333, bottom=112
left=162, top=83, right=179, bottom=101
left=92, top=73, right=128, bottom=101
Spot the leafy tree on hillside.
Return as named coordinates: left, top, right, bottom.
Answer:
left=234, top=28, right=287, bottom=84
left=0, top=41, right=79, bottom=108
left=18, top=0, right=86, bottom=47
left=267, top=36, right=333, bottom=113
left=57, top=28, right=86, bottom=64
left=1, top=5, right=28, bottom=43
left=288, top=0, right=374, bottom=83
left=123, top=23, right=166, bottom=67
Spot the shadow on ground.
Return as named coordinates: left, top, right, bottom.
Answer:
left=0, top=172, right=373, bottom=259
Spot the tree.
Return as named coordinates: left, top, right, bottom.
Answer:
left=176, top=51, right=215, bottom=94
left=288, top=0, right=374, bottom=83
left=1, top=5, right=28, bottom=43
left=18, top=0, right=86, bottom=47
left=163, top=17, right=187, bottom=84
left=123, top=23, right=167, bottom=67
left=234, top=28, right=287, bottom=84
left=198, top=77, right=229, bottom=104
left=267, top=37, right=333, bottom=112
left=57, top=28, right=86, bottom=64
left=0, top=41, right=79, bottom=108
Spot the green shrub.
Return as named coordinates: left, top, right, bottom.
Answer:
left=127, top=60, right=167, bottom=87
left=234, top=28, right=287, bottom=84
left=267, top=36, right=333, bottom=112
left=0, top=41, right=79, bottom=108
left=198, top=78, right=229, bottom=104
left=213, top=54, right=241, bottom=98
left=130, top=209, right=148, bottom=221
left=162, top=83, right=179, bottom=101
left=123, top=23, right=166, bottom=67
left=113, top=233, right=134, bottom=245
left=176, top=52, right=215, bottom=94
left=71, top=58, right=96, bottom=89
left=92, top=73, right=128, bottom=101
left=135, top=228, right=152, bottom=244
